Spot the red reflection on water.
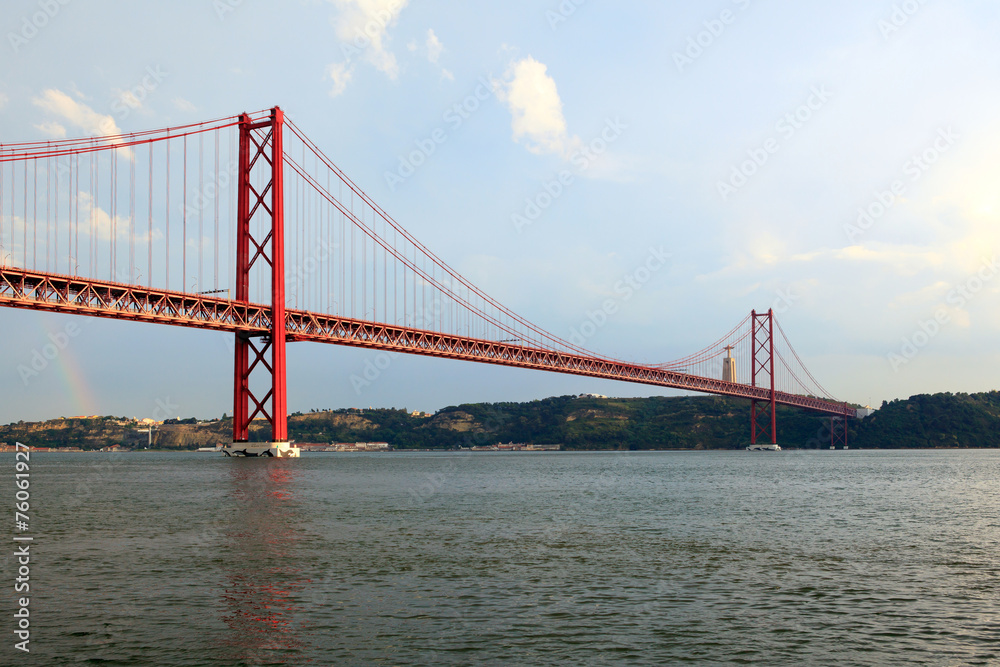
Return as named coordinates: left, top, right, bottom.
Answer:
left=218, top=459, right=312, bottom=664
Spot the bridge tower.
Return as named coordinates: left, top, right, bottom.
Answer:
left=750, top=308, right=777, bottom=445
left=831, top=415, right=848, bottom=449
left=224, top=107, right=298, bottom=458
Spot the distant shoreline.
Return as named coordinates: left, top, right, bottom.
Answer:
left=3, top=391, right=998, bottom=450
left=8, top=446, right=1000, bottom=454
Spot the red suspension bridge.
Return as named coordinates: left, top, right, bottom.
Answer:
left=0, top=107, right=855, bottom=456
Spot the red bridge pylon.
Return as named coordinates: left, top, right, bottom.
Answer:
left=831, top=415, right=848, bottom=449
left=750, top=308, right=777, bottom=445
left=226, top=107, right=297, bottom=458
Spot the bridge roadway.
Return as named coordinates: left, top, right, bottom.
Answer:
left=0, top=267, right=856, bottom=418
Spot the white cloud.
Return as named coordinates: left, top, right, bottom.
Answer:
left=118, top=90, right=143, bottom=111
left=327, top=62, right=355, bottom=97
left=32, top=89, right=121, bottom=137
left=75, top=192, right=135, bottom=242
left=0, top=92, right=8, bottom=110
left=173, top=97, right=197, bottom=113
left=34, top=121, right=67, bottom=138
left=426, top=28, right=443, bottom=64
left=495, top=56, right=581, bottom=158
left=68, top=82, right=87, bottom=101
left=326, top=0, right=409, bottom=96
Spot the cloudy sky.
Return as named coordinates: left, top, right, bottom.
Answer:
left=1, top=0, right=998, bottom=423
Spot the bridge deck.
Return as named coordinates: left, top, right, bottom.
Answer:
left=0, top=267, right=856, bottom=418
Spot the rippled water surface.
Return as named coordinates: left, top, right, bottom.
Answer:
left=8, top=449, right=1000, bottom=665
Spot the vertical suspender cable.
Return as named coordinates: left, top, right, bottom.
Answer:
left=327, top=168, right=331, bottom=313
left=45, top=154, right=50, bottom=272
left=130, top=139, right=135, bottom=282
left=111, top=148, right=117, bottom=280
left=390, top=218, right=396, bottom=324
left=361, top=203, right=368, bottom=319
left=166, top=135, right=170, bottom=290
left=23, top=157, right=28, bottom=267
left=340, top=182, right=344, bottom=316
left=32, top=158, right=37, bottom=269
left=298, top=144, right=303, bottom=309
left=350, top=190, right=354, bottom=317
left=228, top=131, right=233, bottom=298
left=96, top=149, right=101, bottom=274
left=309, top=162, right=313, bottom=310
left=52, top=155, right=57, bottom=273
left=0, top=157, right=4, bottom=266
left=198, top=130, right=203, bottom=293
left=183, top=134, right=187, bottom=291
left=382, top=215, right=386, bottom=323
left=0, top=162, right=6, bottom=266
left=71, top=154, right=76, bottom=274
left=295, top=144, right=300, bottom=309
left=212, top=130, right=222, bottom=289
left=148, top=140, right=153, bottom=287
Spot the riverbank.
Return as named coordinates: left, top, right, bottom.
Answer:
left=2, top=391, right=997, bottom=451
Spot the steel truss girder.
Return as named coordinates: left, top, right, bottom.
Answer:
left=0, top=267, right=856, bottom=420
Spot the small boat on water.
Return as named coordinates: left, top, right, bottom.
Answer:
left=746, top=444, right=781, bottom=451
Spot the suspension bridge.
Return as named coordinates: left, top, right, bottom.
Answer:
left=0, top=107, right=855, bottom=456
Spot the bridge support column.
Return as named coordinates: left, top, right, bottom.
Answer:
left=750, top=308, right=777, bottom=445
left=225, top=107, right=298, bottom=459
left=831, top=415, right=848, bottom=449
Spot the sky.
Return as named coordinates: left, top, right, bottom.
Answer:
left=1, top=0, right=998, bottom=423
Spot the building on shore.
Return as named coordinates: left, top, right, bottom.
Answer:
left=320, top=442, right=393, bottom=452
left=468, top=442, right=561, bottom=451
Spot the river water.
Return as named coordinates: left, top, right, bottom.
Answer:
left=6, top=449, right=999, bottom=665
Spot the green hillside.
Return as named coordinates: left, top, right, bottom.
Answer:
left=3, top=391, right=999, bottom=450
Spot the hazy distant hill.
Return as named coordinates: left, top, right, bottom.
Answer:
left=2, top=391, right=998, bottom=450
left=855, top=391, right=1000, bottom=449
